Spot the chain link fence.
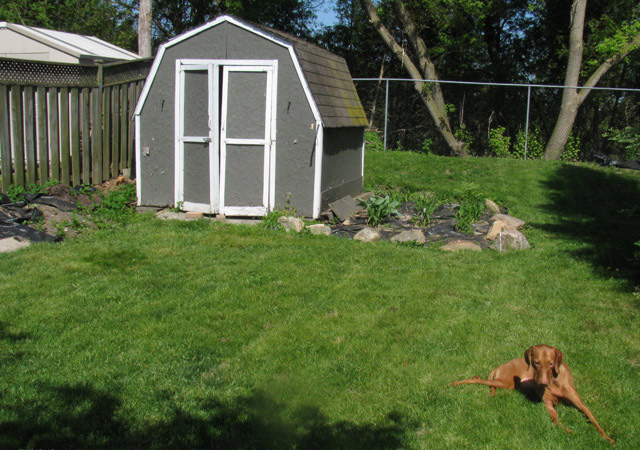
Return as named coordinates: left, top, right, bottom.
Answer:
left=354, top=78, right=640, bottom=161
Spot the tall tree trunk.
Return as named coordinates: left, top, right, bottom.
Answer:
left=138, top=0, right=152, bottom=57
left=368, top=55, right=386, bottom=128
left=360, top=0, right=468, bottom=156
left=544, top=0, right=640, bottom=160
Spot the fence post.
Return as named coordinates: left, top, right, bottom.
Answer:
left=524, top=85, right=531, bottom=160
left=384, top=79, right=389, bottom=151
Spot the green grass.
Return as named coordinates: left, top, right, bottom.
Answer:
left=1, top=152, right=640, bottom=449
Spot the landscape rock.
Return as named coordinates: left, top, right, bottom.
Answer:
left=0, top=237, right=31, bottom=253
left=156, top=210, right=185, bottom=221
left=491, top=213, right=525, bottom=229
left=277, top=216, right=305, bottom=233
left=390, top=229, right=426, bottom=244
left=441, top=240, right=482, bottom=252
left=307, top=224, right=332, bottom=236
left=485, top=220, right=516, bottom=240
left=329, top=195, right=360, bottom=222
left=493, top=230, right=530, bottom=251
left=186, top=211, right=204, bottom=219
left=353, top=227, right=381, bottom=243
left=485, top=199, right=501, bottom=214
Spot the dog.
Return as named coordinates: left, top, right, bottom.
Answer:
left=451, top=344, right=614, bottom=443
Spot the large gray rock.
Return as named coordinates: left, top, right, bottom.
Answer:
left=485, top=220, right=516, bottom=240
left=491, top=213, right=525, bottom=229
left=485, top=199, right=501, bottom=214
left=0, top=237, right=31, bottom=253
left=353, top=227, right=381, bottom=243
left=493, top=230, right=530, bottom=251
left=391, top=229, right=426, bottom=244
left=307, top=223, right=332, bottom=236
left=277, top=216, right=305, bottom=233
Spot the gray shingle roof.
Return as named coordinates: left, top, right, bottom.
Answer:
left=254, top=23, right=368, bottom=128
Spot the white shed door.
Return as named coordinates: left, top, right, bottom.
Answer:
left=176, top=60, right=276, bottom=216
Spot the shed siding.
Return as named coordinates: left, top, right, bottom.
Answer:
left=320, top=127, right=364, bottom=210
left=138, top=26, right=227, bottom=206
left=225, top=24, right=317, bottom=216
left=139, top=22, right=318, bottom=216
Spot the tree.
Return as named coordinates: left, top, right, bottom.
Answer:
left=544, top=0, right=640, bottom=160
left=359, top=0, right=468, bottom=156
left=138, top=0, right=152, bottom=57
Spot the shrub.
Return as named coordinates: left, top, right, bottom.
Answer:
left=603, top=127, right=640, bottom=160
left=359, top=195, right=399, bottom=227
left=561, top=134, right=581, bottom=161
left=489, top=126, right=511, bottom=158
left=512, top=127, right=545, bottom=159
left=365, top=130, right=384, bottom=152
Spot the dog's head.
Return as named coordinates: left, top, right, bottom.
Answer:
left=524, top=345, right=563, bottom=386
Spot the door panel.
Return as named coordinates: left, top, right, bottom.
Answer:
left=183, top=142, right=211, bottom=205
left=220, top=66, right=273, bottom=215
left=182, top=70, right=210, bottom=137
left=224, top=144, right=264, bottom=207
left=225, top=72, right=267, bottom=139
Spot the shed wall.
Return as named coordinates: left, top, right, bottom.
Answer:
left=138, top=22, right=318, bottom=216
left=0, top=29, right=77, bottom=63
left=320, top=127, right=365, bottom=211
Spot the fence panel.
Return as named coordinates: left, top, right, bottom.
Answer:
left=355, top=78, right=640, bottom=160
left=0, top=57, right=151, bottom=192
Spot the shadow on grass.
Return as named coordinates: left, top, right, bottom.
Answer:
left=539, top=164, right=640, bottom=289
left=1, top=383, right=409, bottom=449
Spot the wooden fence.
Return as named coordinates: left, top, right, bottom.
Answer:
left=0, top=57, right=152, bottom=192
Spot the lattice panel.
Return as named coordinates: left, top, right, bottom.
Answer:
left=103, top=58, right=152, bottom=86
left=0, top=58, right=97, bottom=87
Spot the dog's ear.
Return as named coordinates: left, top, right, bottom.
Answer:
left=524, top=346, right=534, bottom=368
left=553, top=348, right=564, bottom=377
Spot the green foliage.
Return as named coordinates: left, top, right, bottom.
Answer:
left=452, top=182, right=485, bottom=233
left=85, top=184, right=137, bottom=228
left=358, top=195, right=399, bottom=227
left=512, top=127, right=545, bottom=160
left=488, top=126, right=511, bottom=158
left=561, top=134, right=582, bottom=162
left=413, top=193, right=442, bottom=227
left=604, top=127, right=640, bottom=160
left=454, top=124, right=474, bottom=154
left=421, top=138, right=434, bottom=154
left=261, top=209, right=290, bottom=231
left=365, top=130, right=385, bottom=152
left=4, top=180, right=59, bottom=202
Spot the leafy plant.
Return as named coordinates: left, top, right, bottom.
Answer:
left=359, top=195, right=399, bottom=227
left=421, top=138, right=434, bottom=154
left=453, top=182, right=485, bottom=233
left=365, top=130, right=385, bottom=152
left=561, top=133, right=581, bottom=161
left=261, top=209, right=289, bottom=231
left=85, top=184, right=137, bottom=228
left=604, top=127, right=640, bottom=160
left=489, top=126, right=511, bottom=158
left=512, top=127, right=545, bottom=159
left=413, top=193, right=442, bottom=227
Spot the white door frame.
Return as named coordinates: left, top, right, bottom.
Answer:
left=174, top=59, right=277, bottom=215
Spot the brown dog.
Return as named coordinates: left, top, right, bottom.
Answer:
left=451, top=345, right=614, bottom=443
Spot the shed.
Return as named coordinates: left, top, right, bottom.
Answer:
left=0, top=22, right=139, bottom=64
left=134, top=15, right=367, bottom=218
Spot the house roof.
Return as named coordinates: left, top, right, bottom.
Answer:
left=135, top=15, right=367, bottom=128
left=0, top=22, right=139, bottom=63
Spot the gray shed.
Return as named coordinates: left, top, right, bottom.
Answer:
left=134, top=15, right=367, bottom=218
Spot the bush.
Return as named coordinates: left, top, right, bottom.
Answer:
left=488, top=126, right=511, bottom=158
left=561, top=134, right=581, bottom=161
left=604, top=127, right=640, bottom=160
left=365, top=130, right=384, bottom=152
left=512, top=127, right=545, bottom=159
left=359, top=195, right=399, bottom=227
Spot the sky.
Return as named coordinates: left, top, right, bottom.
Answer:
left=315, top=0, right=339, bottom=28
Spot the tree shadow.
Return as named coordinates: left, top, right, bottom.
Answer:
left=537, top=164, right=640, bottom=290
left=1, top=383, right=411, bottom=449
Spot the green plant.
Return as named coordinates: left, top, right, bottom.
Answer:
left=85, top=184, right=137, bottom=228
left=261, top=209, right=289, bottom=230
left=359, top=195, right=399, bottom=227
left=453, top=182, right=485, bottom=233
left=561, top=133, right=581, bottom=161
left=364, top=130, right=384, bottom=152
left=513, top=127, right=545, bottom=159
left=489, top=126, right=511, bottom=158
left=454, top=124, right=474, bottom=154
left=421, top=138, right=434, bottom=154
left=604, top=126, right=640, bottom=160
left=413, top=193, right=442, bottom=227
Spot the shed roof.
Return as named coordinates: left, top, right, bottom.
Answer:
left=255, top=23, right=368, bottom=128
left=0, top=22, right=139, bottom=63
left=135, top=15, right=367, bottom=128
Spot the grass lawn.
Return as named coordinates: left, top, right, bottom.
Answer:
left=1, top=152, right=639, bottom=449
